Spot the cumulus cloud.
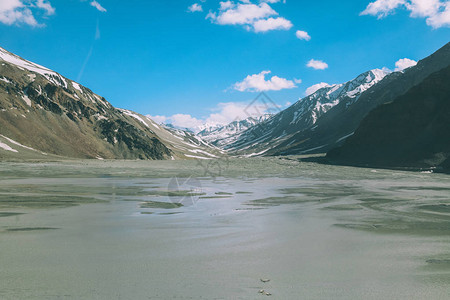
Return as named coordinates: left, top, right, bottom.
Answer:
left=0, top=0, right=55, bottom=26
left=148, top=115, right=167, bottom=124
left=394, top=58, right=417, bottom=71
left=188, top=3, right=203, bottom=13
left=206, top=1, right=293, bottom=33
left=170, top=114, right=204, bottom=128
left=305, top=82, right=332, bottom=96
left=253, top=17, right=292, bottom=32
left=296, top=30, right=311, bottom=41
left=426, top=1, right=450, bottom=28
left=90, top=1, right=106, bottom=12
left=361, top=0, right=450, bottom=28
left=233, top=70, right=298, bottom=92
left=361, top=0, right=406, bottom=18
left=205, top=102, right=272, bottom=125
left=147, top=101, right=277, bottom=131
left=306, top=59, right=329, bottom=70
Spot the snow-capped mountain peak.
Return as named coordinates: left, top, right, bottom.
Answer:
left=197, top=114, right=272, bottom=147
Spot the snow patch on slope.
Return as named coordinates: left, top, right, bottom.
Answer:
left=0, top=141, right=18, bottom=152
left=0, top=47, right=68, bottom=88
left=72, top=81, right=82, bottom=92
left=118, top=109, right=149, bottom=128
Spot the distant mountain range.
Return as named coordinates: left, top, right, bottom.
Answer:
left=0, top=47, right=218, bottom=160
left=197, top=114, right=272, bottom=148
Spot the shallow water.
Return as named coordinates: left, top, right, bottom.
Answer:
left=0, top=158, right=449, bottom=299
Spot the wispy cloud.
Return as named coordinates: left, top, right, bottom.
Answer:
left=206, top=1, right=292, bottom=33
left=0, top=0, right=55, bottom=27
left=90, top=0, right=107, bottom=13
left=36, top=0, right=55, bottom=15
left=306, top=59, right=329, bottom=70
left=232, top=70, right=299, bottom=92
left=361, top=0, right=450, bottom=28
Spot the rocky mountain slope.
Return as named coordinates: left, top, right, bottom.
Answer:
left=223, top=42, right=450, bottom=157
left=326, top=65, right=450, bottom=173
left=0, top=47, right=217, bottom=160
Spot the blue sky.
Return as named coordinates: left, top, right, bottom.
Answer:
left=0, top=0, right=449, bottom=128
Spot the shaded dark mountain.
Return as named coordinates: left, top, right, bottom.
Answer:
left=327, top=65, right=450, bottom=173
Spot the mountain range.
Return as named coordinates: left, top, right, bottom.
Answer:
left=214, top=68, right=391, bottom=156
left=1, top=42, right=449, bottom=173
left=197, top=114, right=272, bottom=148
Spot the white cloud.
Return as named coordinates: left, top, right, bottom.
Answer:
left=206, top=102, right=268, bottom=125
left=306, top=59, right=329, bottom=70
left=188, top=3, right=203, bottom=13
left=148, top=115, right=167, bottom=124
left=0, top=0, right=55, bottom=26
left=233, top=70, right=298, bottom=92
left=36, top=0, right=55, bottom=15
left=261, top=0, right=285, bottom=3
left=253, top=17, right=292, bottom=32
left=219, top=1, right=234, bottom=11
left=206, top=1, right=292, bottom=33
left=90, top=1, right=106, bottom=12
left=361, top=0, right=450, bottom=28
left=426, top=1, right=450, bottom=28
left=361, top=0, right=406, bottom=18
left=147, top=101, right=276, bottom=131
left=170, top=114, right=204, bottom=128
left=406, top=0, right=442, bottom=18
left=305, top=82, right=332, bottom=96
left=394, top=58, right=417, bottom=71
left=211, top=2, right=276, bottom=25
left=296, top=30, right=311, bottom=41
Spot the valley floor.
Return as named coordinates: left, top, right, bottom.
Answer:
left=0, top=158, right=449, bottom=299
